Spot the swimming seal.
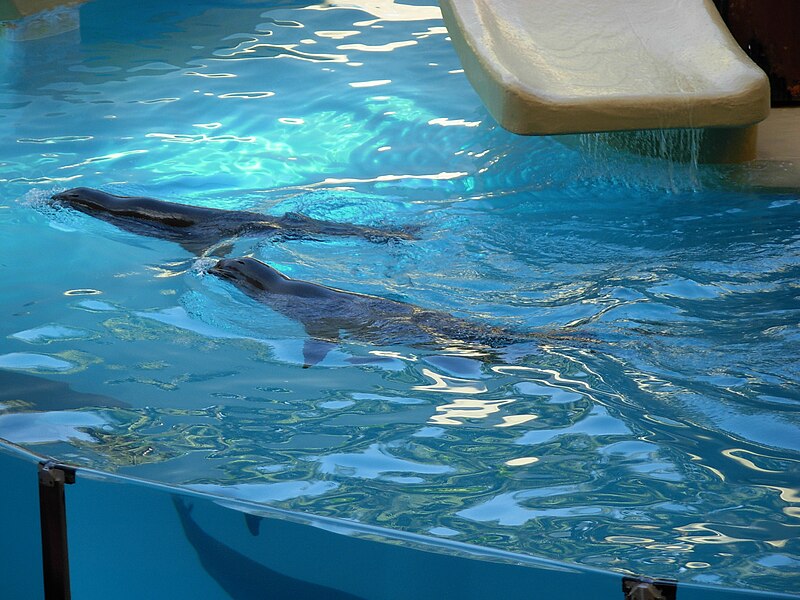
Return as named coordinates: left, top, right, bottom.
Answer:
left=209, top=257, right=542, bottom=366
left=51, top=187, right=417, bottom=254
left=172, top=497, right=364, bottom=600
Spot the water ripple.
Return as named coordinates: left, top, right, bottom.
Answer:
left=17, top=135, right=93, bottom=144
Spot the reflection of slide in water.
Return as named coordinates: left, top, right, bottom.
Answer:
left=0, top=0, right=83, bottom=19
left=172, top=496, right=364, bottom=600
left=0, top=1, right=86, bottom=41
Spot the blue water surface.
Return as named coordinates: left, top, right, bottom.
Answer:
left=1, top=1, right=799, bottom=595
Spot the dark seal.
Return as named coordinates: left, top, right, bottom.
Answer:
left=208, top=257, right=550, bottom=366
left=51, top=187, right=417, bottom=254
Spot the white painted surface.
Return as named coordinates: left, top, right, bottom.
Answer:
left=440, top=0, right=770, bottom=134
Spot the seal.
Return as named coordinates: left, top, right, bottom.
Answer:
left=208, top=257, right=540, bottom=366
left=51, top=187, right=417, bottom=254
left=172, top=497, right=364, bottom=600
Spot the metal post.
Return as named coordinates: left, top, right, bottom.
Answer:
left=38, top=461, right=76, bottom=600
left=622, top=576, right=677, bottom=600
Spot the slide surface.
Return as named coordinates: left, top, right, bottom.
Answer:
left=439, top=0, right=770, bottom=135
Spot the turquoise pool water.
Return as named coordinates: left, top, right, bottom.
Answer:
left=1, top=1, right=799, bottom=595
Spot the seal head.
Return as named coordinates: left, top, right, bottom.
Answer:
left=209, top=258, right=289, bottom=295
left=52, top=187, right=199, bottom=227
left=52, top=187, right=117, bottom=212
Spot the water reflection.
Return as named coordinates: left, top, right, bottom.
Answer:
left=505, top=457, right=538, bottom=467
left=0, top=410, right=107, bottom=443
left=722, top=448, right=786, bottom=474
left=310, top=442, right=454, bottom=481
left=514, top=405, right=630, bottom=446
left=429, top=398, right=516, bottom=426
left=0, top=352, right=74, bottom=371
left=187, top=480, right=338, bottom=502
left=310, top=1, right=441, bottom=24
left=413, top=369, right=486, bottom=394
left=457, top=486, right=605, bottom=527
left=212, top=38, right=345, bottom=63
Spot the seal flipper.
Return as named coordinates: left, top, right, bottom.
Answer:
left=244, top=513, right=262, bottom=536
left=302, top=338, right=337, bottom=368
left=300, top=320, right=341, bottom=367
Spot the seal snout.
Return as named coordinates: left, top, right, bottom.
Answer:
left=208, top=259, right=227, bottom=275
left=208, top=258, right=239, bottom=280
left=51, top=187, right=92, bottom=204
left=52, top=190, right=79, bottom=202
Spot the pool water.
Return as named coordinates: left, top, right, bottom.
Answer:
left=1, top=0, right=799, bottom=595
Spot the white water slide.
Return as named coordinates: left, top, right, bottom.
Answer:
left=439, top=0, right=770, bottom=136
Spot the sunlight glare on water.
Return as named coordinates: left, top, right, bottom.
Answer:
left=0, top=1, right=799, bottom=595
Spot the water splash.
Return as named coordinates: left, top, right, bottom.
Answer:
left=576, top=127, right=706, bottom=193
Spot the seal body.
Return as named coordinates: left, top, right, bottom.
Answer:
left=51, top=187, right=416, bottom=253
left=209, top=257, right=523, bottom=365
left=172, top=497, right=365, bottom=600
